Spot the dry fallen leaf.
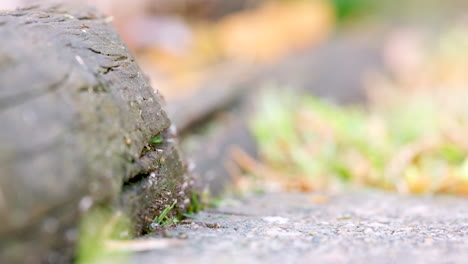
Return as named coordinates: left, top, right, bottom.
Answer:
left=137, top=0, right=334, bottom=99
left=217, top=0, right=334, bottom=62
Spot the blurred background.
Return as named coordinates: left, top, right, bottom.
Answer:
left=3, top=0, right=468, bottom=196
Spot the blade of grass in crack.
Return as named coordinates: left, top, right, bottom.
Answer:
left=156, top=200, right=177, bottom=225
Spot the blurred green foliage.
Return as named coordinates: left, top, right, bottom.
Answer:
left=330, top=0, right=375, bottom=22
left=76, top=208, right=131, bottom=264
left=250, top=89, right=468, bottom=194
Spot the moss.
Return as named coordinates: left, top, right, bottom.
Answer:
left=149, top=134, right=163, bottom=146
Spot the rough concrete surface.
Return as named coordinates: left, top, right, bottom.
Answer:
left=133, top=191, right=468, bottom=264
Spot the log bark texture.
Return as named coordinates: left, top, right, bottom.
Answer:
left=0, top=4, right=194, bottom=263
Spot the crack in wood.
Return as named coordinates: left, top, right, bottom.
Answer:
left=78, top=83, right=109, bottom=93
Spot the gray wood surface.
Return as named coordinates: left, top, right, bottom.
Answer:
left=0, top=4, right=193, bottom=263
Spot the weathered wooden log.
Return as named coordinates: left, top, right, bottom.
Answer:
left=0, top=4, right=194, bottom=263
